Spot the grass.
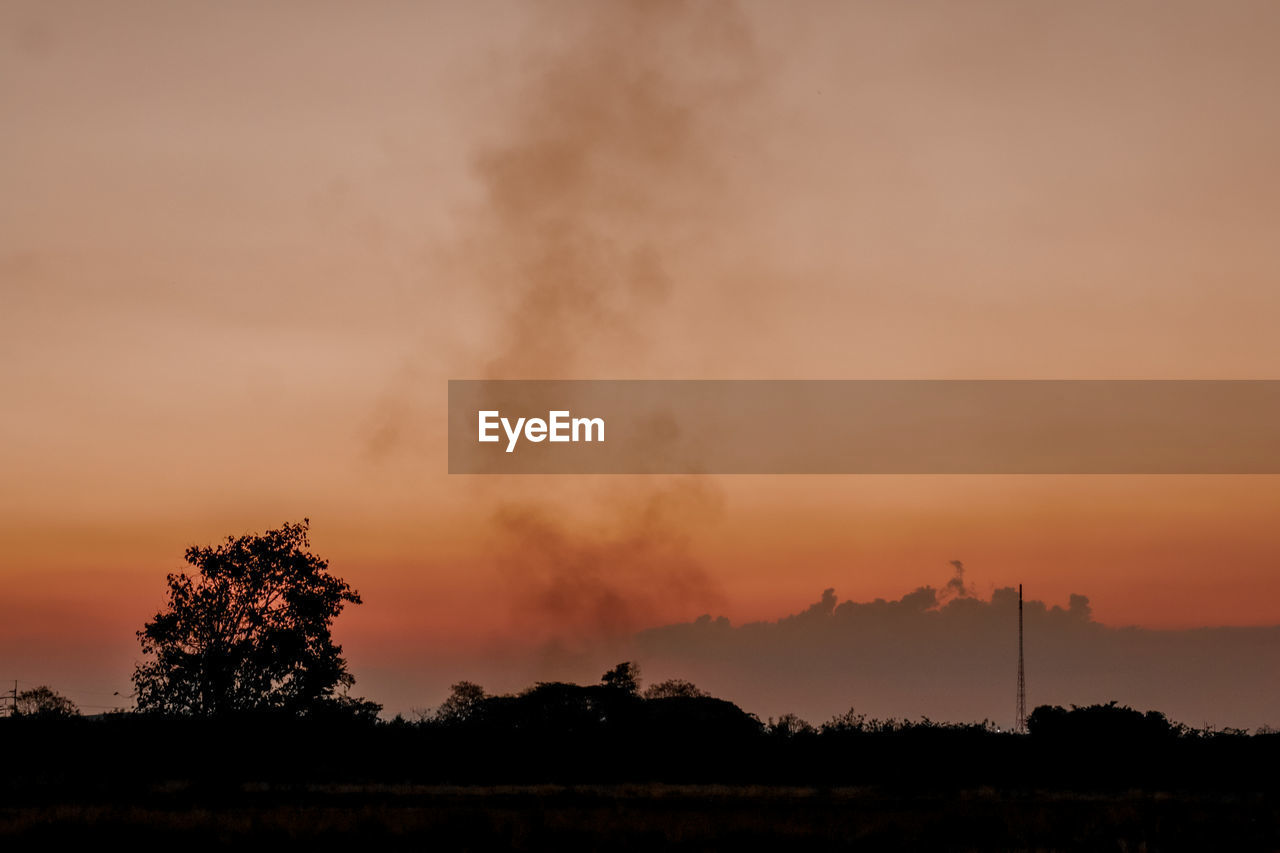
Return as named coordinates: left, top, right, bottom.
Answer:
left=1, top=783, right=1275, bottom=851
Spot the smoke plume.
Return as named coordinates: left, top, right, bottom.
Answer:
left=467, top=0, right=760, bottom=378
left=492, top=478, right=725, bottom=647
left=941, top=558, right=976, bottom=603
left=376, top=1, right=764, bottom=645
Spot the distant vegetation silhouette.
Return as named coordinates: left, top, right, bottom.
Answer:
left=3, top=660, right=1275, bottom=794
left=5, top=521, right=1274, bottom=797
left=5, top=675, right=1275, bottom=850
left=11, top=685, right=78, bottom=718
left=5, top=552, right=1280, bottom=850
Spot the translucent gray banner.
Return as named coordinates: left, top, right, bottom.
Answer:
left=448, top=380, right=1280, bottom=474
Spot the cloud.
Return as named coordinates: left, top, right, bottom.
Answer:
left=614, top=574, right=1280, bottom=731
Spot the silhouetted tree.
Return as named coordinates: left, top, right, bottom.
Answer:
left=1027, top=701, right=1178, bottom=742
left=822, top=707, right=870, bottom=734
left=767, top=712, right=816, bottom=737
left=601, top=661, right=641, bottom=694
left=132, top=519, right=376, bottom=717
left=642, top=678, right=707, bottom=700
left=435, top=681, right=487, bottom=724
left=14, top=685, right=79, bottom=718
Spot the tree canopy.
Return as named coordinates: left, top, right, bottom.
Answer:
left=434, top=681, right=487, bottom=724
left=132, top=519, right=376, bottom=717
left=601, top=661, right=641, bottom=694
left=643, top=679, right=707, bottom=700
left=14, top=686, right=79, bottom=718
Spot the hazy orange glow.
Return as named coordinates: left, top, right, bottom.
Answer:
left=4, top=0, right=1280, bottom=717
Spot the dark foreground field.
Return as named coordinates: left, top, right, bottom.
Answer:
left=5, top=699, right=1280, bottom=850
left=3, top=783, right=1277, bottom=852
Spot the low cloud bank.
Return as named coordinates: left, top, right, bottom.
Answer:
left=627, top=583, right=1280, bottom=730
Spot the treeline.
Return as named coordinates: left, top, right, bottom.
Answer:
left=3, top=663, right=1278, bottom=794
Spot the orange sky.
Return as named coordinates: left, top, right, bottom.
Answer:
left=4, top=0, right=1280, bottom=715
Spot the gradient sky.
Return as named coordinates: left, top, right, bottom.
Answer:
left=4, top=0, right=1280, bottom=720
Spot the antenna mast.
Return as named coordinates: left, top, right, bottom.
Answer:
left=1015, top=584, right=1027, bottom=733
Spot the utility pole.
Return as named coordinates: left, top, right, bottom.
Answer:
left=1016, top=584, right=1027, bottom=734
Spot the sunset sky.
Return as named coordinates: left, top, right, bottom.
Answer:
left=4, top=0, right=1280, bottom=721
